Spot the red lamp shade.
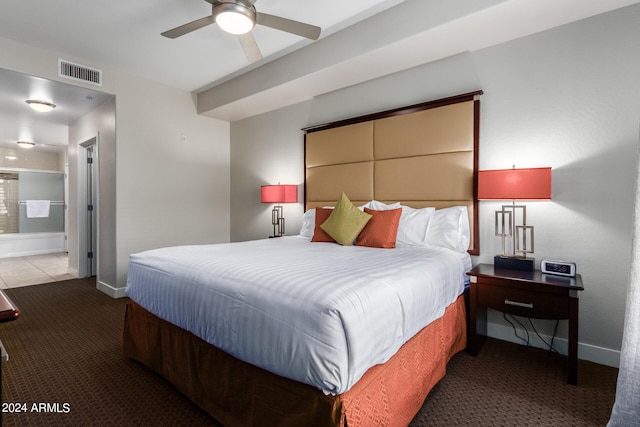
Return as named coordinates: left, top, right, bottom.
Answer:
left=261, top=185, right=298, bottom=203
left=478, top=167, right=551, bottom=200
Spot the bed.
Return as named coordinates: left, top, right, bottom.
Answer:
left=122, top=91, right=482, bottom=426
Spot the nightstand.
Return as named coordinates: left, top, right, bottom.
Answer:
left=466, top=263, right=584, bottom=385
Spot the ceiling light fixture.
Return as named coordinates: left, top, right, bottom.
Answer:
left=26, top=99, right=56, bottom=112
left=214, top=3, right=255, bottom=35
left=17, top=141, right=36, bottom=148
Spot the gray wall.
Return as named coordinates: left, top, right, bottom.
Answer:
left=230, top=5, right=640, bottom=366
left=231, top=102, right=310, bottom=240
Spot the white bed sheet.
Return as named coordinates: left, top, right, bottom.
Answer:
left=125, top=236, right=471, bottom=395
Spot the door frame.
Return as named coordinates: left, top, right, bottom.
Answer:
left=77, top=134, right=99, bottom=278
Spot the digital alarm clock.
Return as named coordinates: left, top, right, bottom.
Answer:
left=541, top=260, right=576, bottom=277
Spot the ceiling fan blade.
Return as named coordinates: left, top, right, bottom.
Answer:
left=238, top=32, right=263, bottom=62
left=161, top=15, right=215, bottom=39
left=256, top=12, right=321, bottom=40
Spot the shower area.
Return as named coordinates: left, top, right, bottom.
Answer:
left=0, top=170, right=66, bottom=258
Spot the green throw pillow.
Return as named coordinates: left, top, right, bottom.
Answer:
left=320, top=193, right=372, bottom=245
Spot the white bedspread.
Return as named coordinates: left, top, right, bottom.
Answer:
left=125, top=236, right=471, bottom=394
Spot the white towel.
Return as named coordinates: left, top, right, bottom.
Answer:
left=26, top=200, right=50, bottom=218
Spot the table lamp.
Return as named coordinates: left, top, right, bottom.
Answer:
left=478, top=167, right=551, bottom=271
left=261, top=184, right=298, bottom=237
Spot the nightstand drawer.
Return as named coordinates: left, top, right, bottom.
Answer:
left=476, top=285, right=569, bottom=319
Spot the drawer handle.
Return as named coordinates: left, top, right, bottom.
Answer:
left=504, top=299, right=534, bottom=309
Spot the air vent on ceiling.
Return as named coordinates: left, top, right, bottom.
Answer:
left=58, top=59, right=102, bottom=86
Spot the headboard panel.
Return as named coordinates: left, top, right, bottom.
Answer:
left=374, top=101, right=475, bottom=159
left=305, top=122, right=374, bottom=168
left=306, top=162, right=374, bottom=204
left=374, top=153, right=474, bottom=201
left=303, top=91, right=482, bottom=255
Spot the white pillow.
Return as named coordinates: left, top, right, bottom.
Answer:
left=299, top=209, right=315, bottom=238
left=396, top=206, right=436, bottom=247
left=364, top=200, right=402, bottom=211
left=425, top=206, right=470, bottom=252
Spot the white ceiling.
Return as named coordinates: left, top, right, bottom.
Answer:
left=198, top=0, right=640, bottom=121
left=0, top=0, right=405, bottom=92
left=0, top=69, right=112, bottom=152
left=0, top=0, right=638, bottom=151
left=0, top=0, right=404, bottom=152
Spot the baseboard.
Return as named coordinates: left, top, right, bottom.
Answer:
left=487, top=322, right=620, bottom=368
left=96, top=280, right=127, bottom=299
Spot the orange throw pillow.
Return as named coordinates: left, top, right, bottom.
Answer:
left=311, top=207, right=336, bottom=243
left=356, top=207, right=402, bottom=248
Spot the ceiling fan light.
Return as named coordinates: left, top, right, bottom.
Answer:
left=214, top=4, right=255, bottom=35
left=17, top=141, right=36, bottom=149
left=26, top=99, right=56, bottom=113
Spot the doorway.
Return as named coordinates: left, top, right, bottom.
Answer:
left=0, top=68, right=115, bottom=288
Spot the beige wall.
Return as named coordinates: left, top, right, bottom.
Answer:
left=1, top=36, right=231, bottom=295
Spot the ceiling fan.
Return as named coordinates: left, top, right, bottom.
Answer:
left=162, top=0, right=321, bottom=63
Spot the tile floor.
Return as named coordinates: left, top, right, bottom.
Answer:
left=0, top=253, right=74, bottom=289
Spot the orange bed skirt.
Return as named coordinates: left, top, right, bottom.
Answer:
left=122, top=294, right=467, bottom=426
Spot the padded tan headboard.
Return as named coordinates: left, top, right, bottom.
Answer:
left=303, top=91, right=482, bottom=255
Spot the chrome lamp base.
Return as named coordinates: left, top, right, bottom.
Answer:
left=271, top=205, right=285, bottom=237
left=493, top=202, right=535, bottom=271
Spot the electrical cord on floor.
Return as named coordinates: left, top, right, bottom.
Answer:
left=504, top=312, right=561, bottom=354
left=503, top=312, right=530, bottom=347
left=528, top=318, right=560, bottom=354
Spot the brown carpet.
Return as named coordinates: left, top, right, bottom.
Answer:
left=411, top=339, right=618, bottom=426
left=0, top=278, right=216, bottom=427
left=0, top=278, right=618, bottom=426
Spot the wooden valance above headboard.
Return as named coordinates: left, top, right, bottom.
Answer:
left=303, top=91, right=482, bottom=255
